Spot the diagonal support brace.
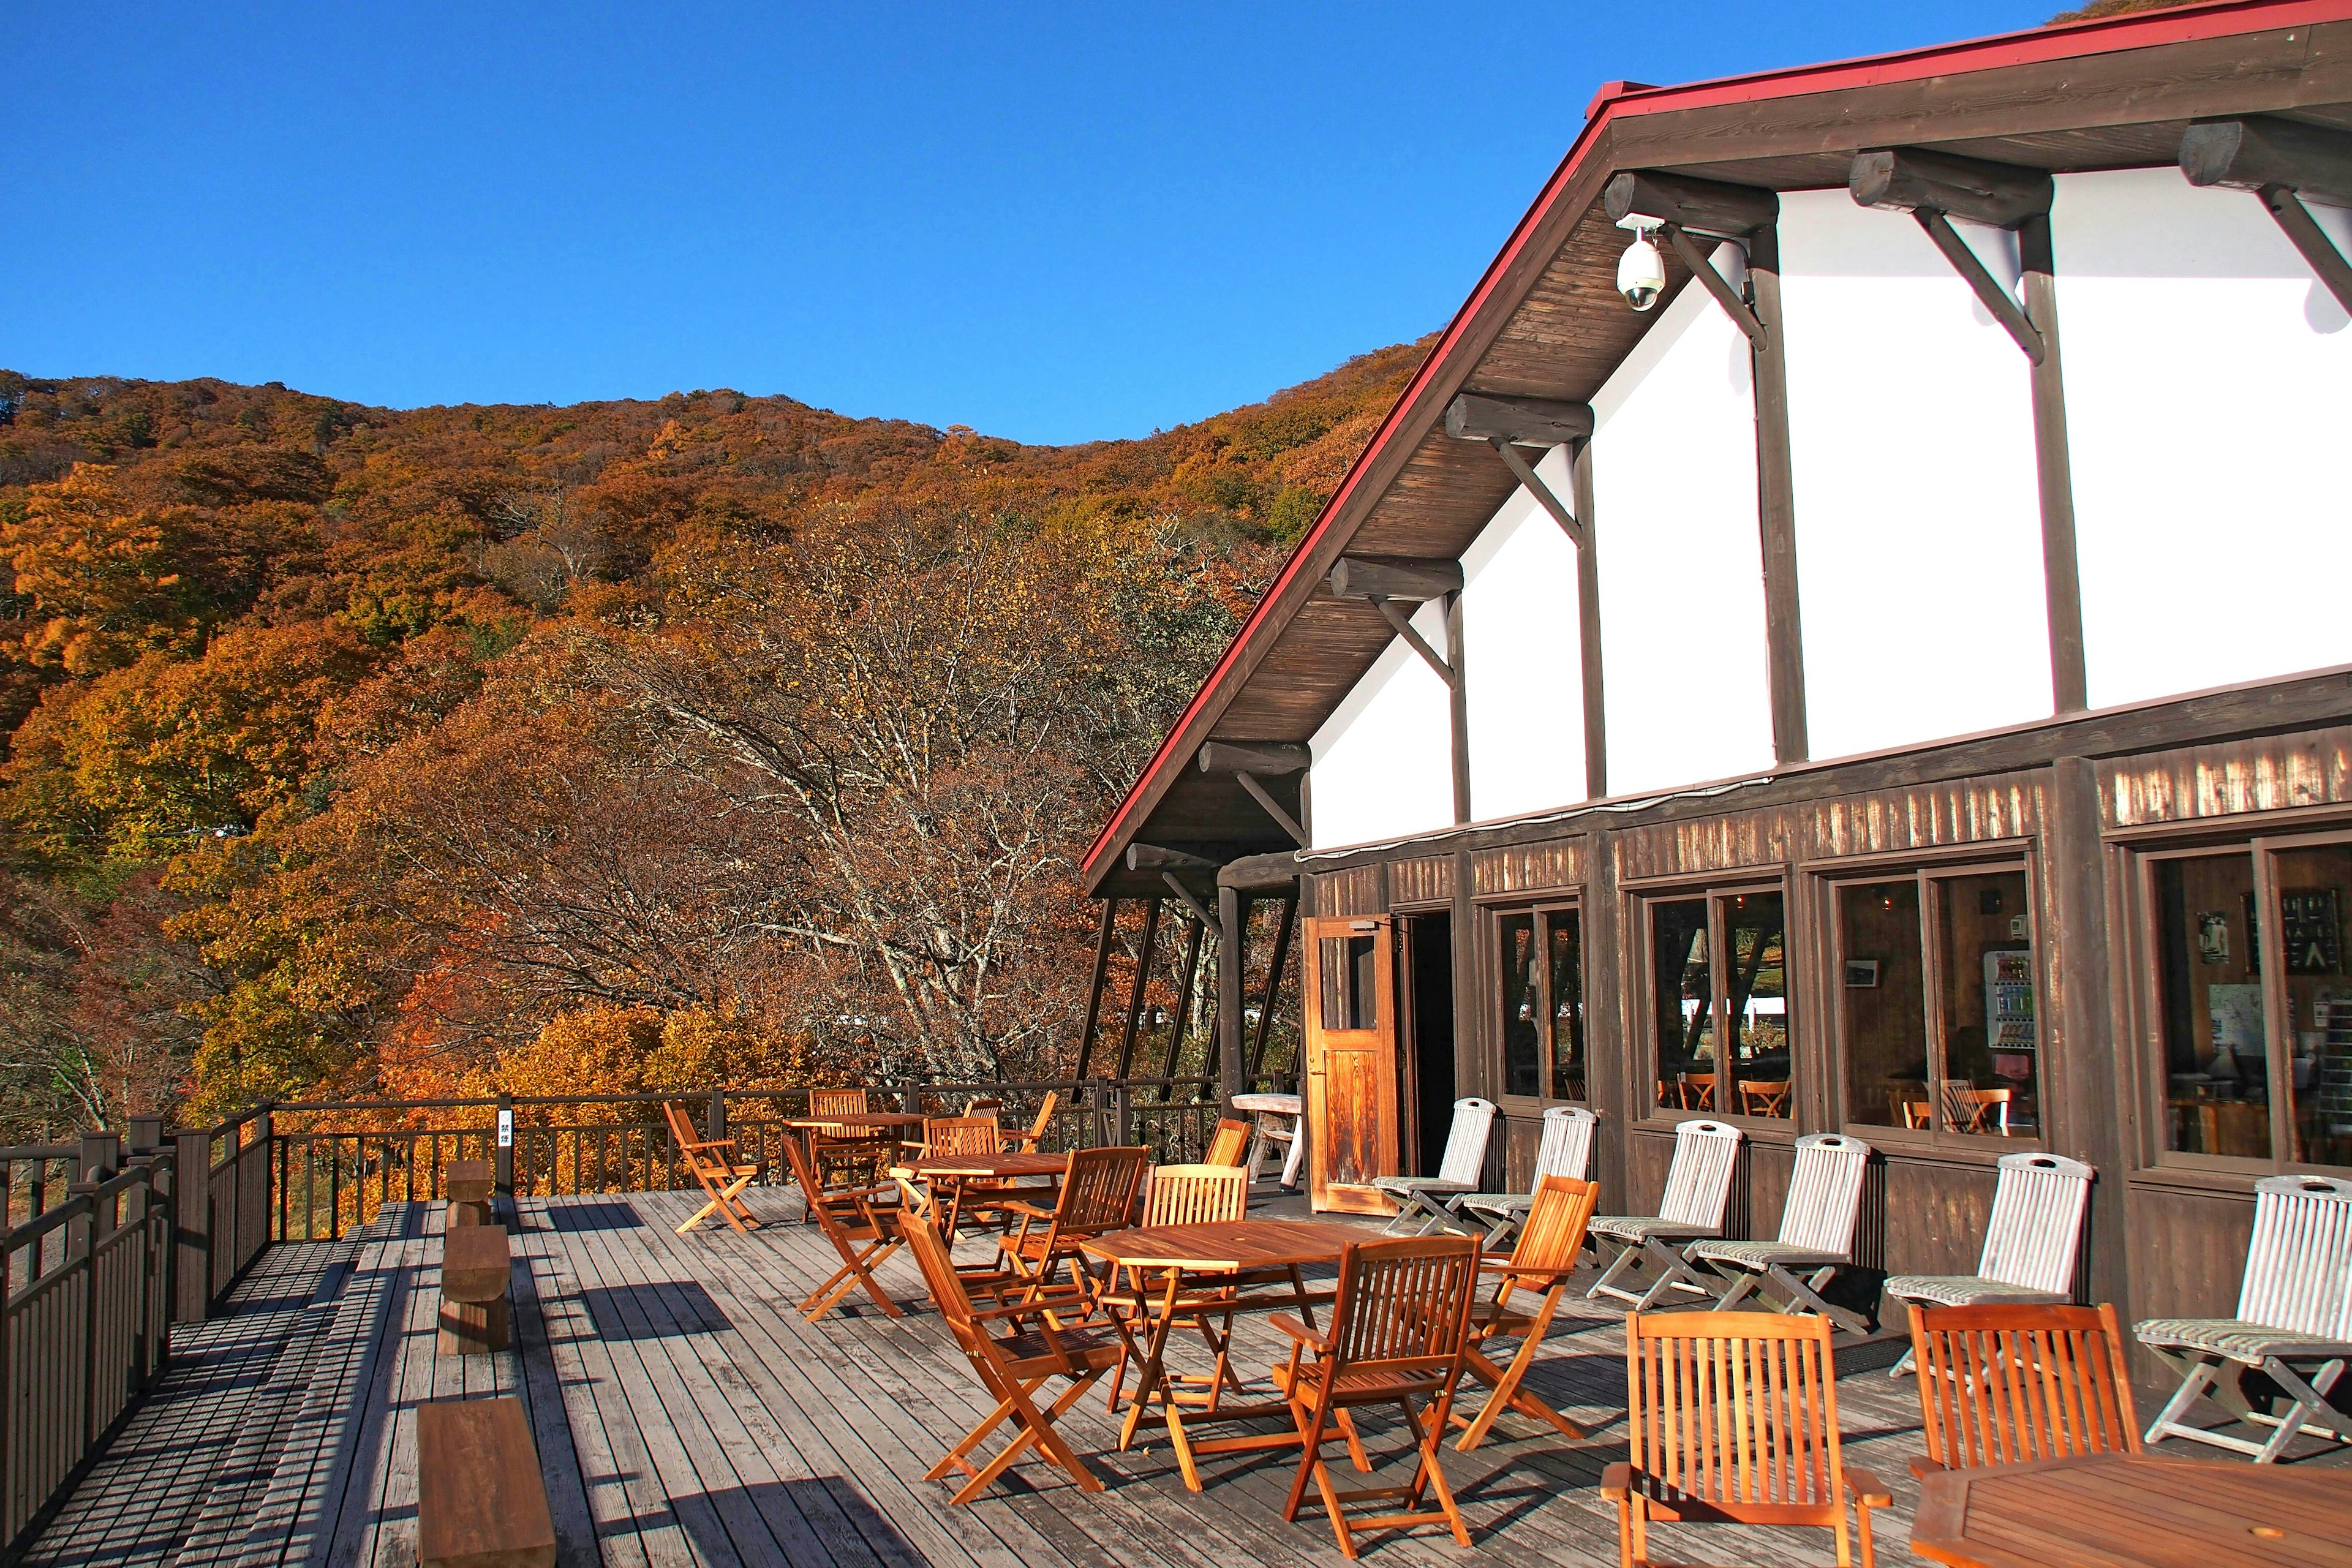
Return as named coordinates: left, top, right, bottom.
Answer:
left=2260, top=183, right=2352, bottom=316
left=1372, top=597, right=1456, bottom=687
left=1159, top=872, right=1216, bottom=930
left=1488, top=439, right=1583, bottom=549
left=1914, top=209, right=2045, bottom=363
left=1231, top=771, right=1307, bottom=848
left=1664, top=225, right=1766, bottom=350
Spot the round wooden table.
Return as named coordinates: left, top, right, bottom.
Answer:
left=1910, top=1453, right=2352, bottom=1568
left=1081, top=1219, right=1366, bottom=1491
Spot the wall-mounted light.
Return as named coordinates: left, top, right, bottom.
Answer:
left=1616, top=214, right=1666, bottom=312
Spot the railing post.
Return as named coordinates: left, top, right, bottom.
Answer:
left=78, top=1132, right=121, bottom=1184
left=1112, top=1080, right=1133, bottom=1148
left=494, top=1093, right=515, bottom=1205
left=707, top=1085, right=726, bottom=1142
left=173, top=1128, right=211, bottom=1323
left=149, top=1149, right=177, bottom=1371
left=127, top=1117, right=164, bottom=1155
left=67, top=1186, right=97, bottom=1452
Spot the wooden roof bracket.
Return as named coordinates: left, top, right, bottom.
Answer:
left=1443, top=393, right=1594, bottom=549
left=1851, top=147, right=2055, bottom=363
left=1129, top=845, right=1221, bottom=928
left=1605, top=170, right=1779, bottom=350
left=2181, top=116, right=2352, bottom=317
left=1327, top=556, right=1463, bottom=689
left=1197, top=742, right=1309, bottom=848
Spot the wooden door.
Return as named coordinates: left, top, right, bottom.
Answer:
left=1303, top=915, right=1400, bottom=1215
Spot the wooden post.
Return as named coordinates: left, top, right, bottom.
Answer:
left=68, top=1184, right=97, bottom=1450
left=2047, top=756, right=2130, bottom=1321
left=2022, top=215, right=2087, bottom=714
left=1573, top=438, right=1608, bottom=799
left=173, top=1128, right=211, bottom=1323
left=1113, top=897, right=1161, bottom=1081
left=494, top=1093, right=514, bottom=1206
left=79, top=1131, right=121, bottom=1184
left=1216, top=885, right=1246, bottom=1110
left=706, top=1085, right=726, bottom=1143
left=1446, top=589, right=1471, bottom=823
left=1162, top=916, right=1207, bottom=1085
left=1250, top=893, right=1300, bottom=1081
left=1746, top=224, right=1807, bottom=764
left=127, top=1117, right=164, bottom=1155
left=1072, top=897, right=1118, bottom=1079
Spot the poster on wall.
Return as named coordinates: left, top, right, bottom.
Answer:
left=2208, top=982, right=2266, bottom=1061
left=2245, top=888, right=2343, bottom=976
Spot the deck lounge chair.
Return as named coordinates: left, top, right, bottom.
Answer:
left=1371, top=1098, right=1498, bottom=1236
left=1883, top=1152, right=2092, bottom=1376
left=1447, top=1106, right=1596, bottom=1246
left=1586, top=1119, right=1743, bottom=1309
left=2136, top=1172, right=2352, bottom=1462
left=1683, top=1132, right=1875, bottom=1335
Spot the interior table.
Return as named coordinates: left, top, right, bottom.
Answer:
left=1229, top=1091, right=1306, bottom=1190
left=1080, top=1219, right=1364, bottom=1491
left=1910, top=1452, right=2352, bottom=1568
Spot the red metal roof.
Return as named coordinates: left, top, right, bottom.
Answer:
left=1080, top=0, right=2352, bottom=883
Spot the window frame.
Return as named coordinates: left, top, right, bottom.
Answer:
left=2128, top=826, right=2352, bottom=1175
left=1633, top=874, right=1793, bottom=1128
left=1487, top=897, right=1587, bottom=1106
left=1823, top=856, right=2047, bottom=1150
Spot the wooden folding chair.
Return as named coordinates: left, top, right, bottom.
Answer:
left=1449, top=1105, right=1597, bottom=1246
left=780, top=1134, right=904, bottom=1321
left=1683, top=1131, right=1875, bottom=1334
left=1204, top=1117, right=1252, bottom=1167
left=663, top=1101, right=762, bottom=1234
left=1908, top=1302, right=2139, bottom=1474
left=2137, top=1173, right=2352, bottom=1462
left=1372, top=1097, right=1498, bottom=1235
left=1268, top=1236, right=1482, bottom=1559
left=807, top=1087, right=888, bottom=1186
left=1455, top=1174, right=1599, bottom=1451
left=998, top=1146, right=1148, bottom=1316
left=1884, top=1152, right=2093, bottom=1376
left=1100, top=1164, right=1253, bottom=1404
left=1588, top=1118, right=1743, bottom=1308
left=901, top=1213, right=1123, bottom=1504
left=1604, top=1311, right=1891, bottom=1568
left=1005, top=1091, right=1060, bottom=1152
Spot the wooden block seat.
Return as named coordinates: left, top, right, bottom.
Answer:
left=447, top=1158, right=496, bottom=1227
left=439, top=1224, right=513, bottom=1355
left=417, top=1395, right=557, bottom=1568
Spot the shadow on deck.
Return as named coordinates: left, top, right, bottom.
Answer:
left=21, top=1187, right=2346, bottom=1568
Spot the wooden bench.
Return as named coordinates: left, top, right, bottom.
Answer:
left=417, top=1396, right=557, bottom=1568
left=439, top=1223, right=512, bottom=1355
left=447, top=1158, right=496, bottom=1228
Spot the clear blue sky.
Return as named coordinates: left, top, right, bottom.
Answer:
left=8, top=2, right=2048, bottom=444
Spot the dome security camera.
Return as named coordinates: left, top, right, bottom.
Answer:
left=1616, top=217, right=1665, bottom=312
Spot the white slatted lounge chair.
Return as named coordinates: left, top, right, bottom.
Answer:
left=2137, top=1173, right=2352, bottom=1463
left=1373, top=1098, right=1498, bottom=1236
left=1448, top=1107, right=1597, bottom=1246
left=1882, top=1152, right=2093, bottom=1376
left=1586, top=1120, right=1744, bottom=1309
left=1683, top=1133, right=1876, bottom=1336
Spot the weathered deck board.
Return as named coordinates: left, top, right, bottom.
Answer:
left=21, top=1186, right=2347, bottom=1568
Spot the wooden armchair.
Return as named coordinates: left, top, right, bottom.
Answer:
left=1909, top=1302, right=2138, bottom=1475
left=1455, top=1174, right=1599, bottom=1451
left=807, top=1087, right=888, bottom=1186
left=780, top=1134, right=903, bottom=1322
left=662, top=1101, right=762, bottom=1234
left=1269, top=1236, right=1482, bottom=1558
left=1605, top=1311, right=1889, bottom=1568
left=1004, top=1091, right=1060, bottom=1152
left=901, top=1213, right=1123, bottom=1504
left=1204, top=1117, right=1252, bottom=1167
left=997, top=1146, right=1148, bottom=1317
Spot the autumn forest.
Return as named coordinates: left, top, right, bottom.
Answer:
left=0, top=344, right=1427, bottom=1139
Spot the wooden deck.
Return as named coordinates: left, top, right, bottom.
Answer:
left=24, top=1187, right=2346, bottom=1568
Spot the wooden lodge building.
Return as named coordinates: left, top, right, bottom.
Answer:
left=1080, top=0, right=2352, bottom=1365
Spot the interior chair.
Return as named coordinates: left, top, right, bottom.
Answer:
left=1004, top=1091, right=1061, bottom=1152
left=1204, top=1117, right=1253, bottom=1167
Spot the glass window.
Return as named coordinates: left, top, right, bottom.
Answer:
left=1494, top=905, right=1584, bottom=1101
left=1318, top=933, right=1379, bottom=1031
left=1648, top=888, right=1789, bottom=1119
left=2267, top=845, right=2352, bottom=1168
left=2152, top=852, right=2270, bottom=1159
left=1839, top=881, right=1928, bottom=1131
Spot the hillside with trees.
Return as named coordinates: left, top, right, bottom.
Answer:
left=0, top=341, right=1430, bottom=1137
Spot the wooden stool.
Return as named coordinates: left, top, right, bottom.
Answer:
left=447, top=1158, right=496, bottom=1228
left=439, top=1224, right=512, bottom=1355
left=417, top=1396, right=556, bottom=1568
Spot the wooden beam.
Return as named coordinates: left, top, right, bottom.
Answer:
left=1662, top=224, right=1767, bottom=349
left=1850, top=146, right=2053, bottom=230
left=1446, top=589, right=1471, bottom=824
left=1161, top=914, right=1208, bottom=1082
left=1160, top=870, right=1217, bottom=930
left=2260, top=183, right=2352, bottom=317
left=1197, top=741, right=1310, bottom=775
left=1128, top=843, right=1220, bottom=875
left=1214, top=885, right=1245, bottom=1104
left=1442, top=391, right=1593, bottom=446
left=1249, top=892, right=1300, bottom=1080
left=1747, top=224, right=1807, bottom=766
left=1604, top=168, right=1779, bottom=237
left=1488, top=437, right=1584, bottom=549
left=1112, top=897, right=1161, bottom=1080
left=1072, top=896, right=1118, bottom=1079
left=1232, top=770, right=1308, bottom=848
left=1219, top=848, right=1305, bottom=892
left=2022, top=215, right=2089, bottom=714
left=1574, top=438, right=1608, bottom=800
left=1372, top=597, right=1458, bottom=689
left=1914, top=209, right=2045, bottom=363
left=2180, top=115, right=2352, bottom=211
left=1327, top=556, right=1463, bottom=601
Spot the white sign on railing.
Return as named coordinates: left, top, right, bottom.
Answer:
left=497, top=1109, right=513, bottom=1148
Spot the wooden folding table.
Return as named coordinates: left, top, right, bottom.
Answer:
left=897, top=1150, right=1068, bottom=1234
